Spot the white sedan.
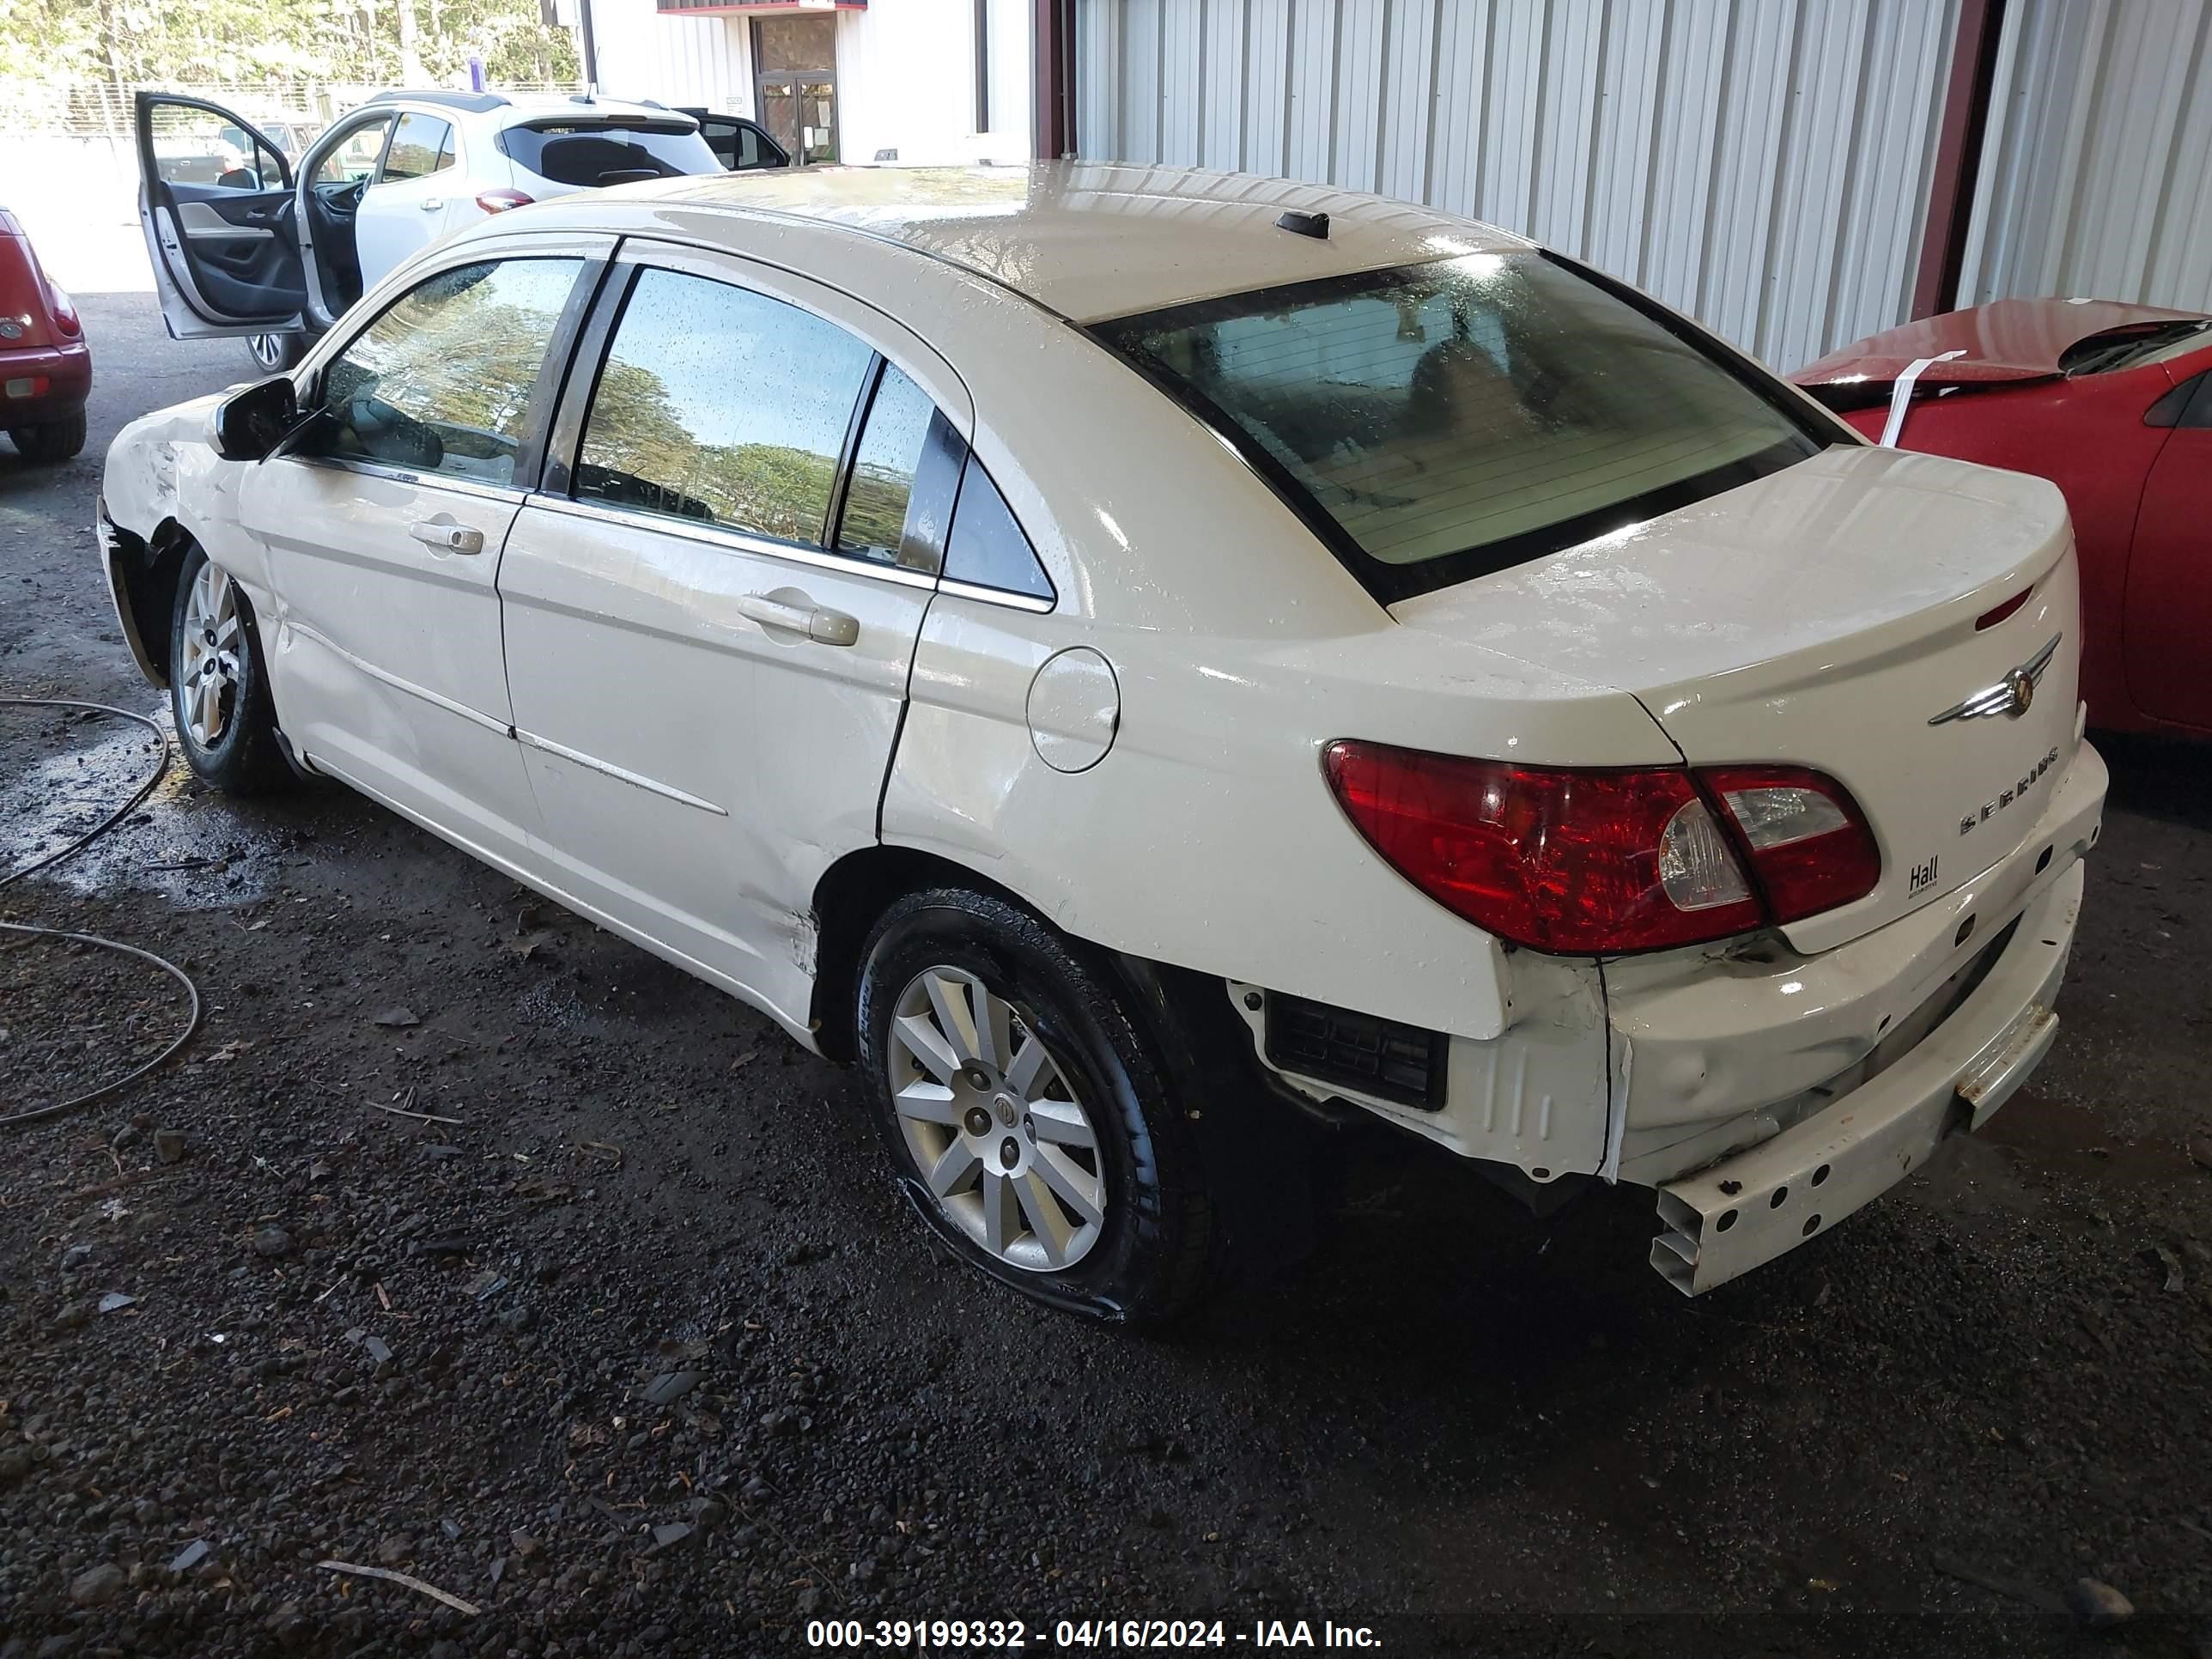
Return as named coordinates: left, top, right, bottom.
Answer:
left=99, top=164, right=2105, bottom=1322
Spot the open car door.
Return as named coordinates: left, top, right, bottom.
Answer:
left=137, top=92, right=307, bottom=340
left=678, top=109, right=790, bottom=172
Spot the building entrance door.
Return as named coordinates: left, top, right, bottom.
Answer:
left=752, top=14, right=838, bottom=165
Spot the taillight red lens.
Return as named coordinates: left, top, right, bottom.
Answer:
left=475, top=189, right=535, bottom=215
left=46, top=283, right=79, bottom=337
left=1701, top=764, right=1881, bottom=924
left=1322, top=741, right=1765, bottom=954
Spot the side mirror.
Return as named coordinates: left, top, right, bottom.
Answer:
left=211, top=375, right=297, bottom=461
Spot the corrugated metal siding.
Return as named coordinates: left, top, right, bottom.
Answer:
left=1074, top=0, right=1959, bottom=369
left=591, top=0, right=750, bottom=115
left=1960, top=0, right=2212, bottom=312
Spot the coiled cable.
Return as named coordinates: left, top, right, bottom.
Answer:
left=1, top=696, right=203, bottom=1128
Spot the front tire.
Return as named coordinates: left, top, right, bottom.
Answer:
left=857, top=888, right=1213, bottom=1324
left=168, top=544, right=293, bottom=795
left=245, top=331, right=307, bottom=373
left=6, top=410, right=87, bottom=462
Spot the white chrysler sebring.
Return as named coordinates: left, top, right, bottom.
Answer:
left=100, top=164, right=2105, bottom=1322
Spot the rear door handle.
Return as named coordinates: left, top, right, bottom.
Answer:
left=738, top=593, right=859, bottom=646
left=409, top=520, right=483, bottom=554
left=420, top=197, right=445, bottom=212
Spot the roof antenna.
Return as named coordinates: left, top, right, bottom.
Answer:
left=1277, top=209, right=1328, bottom=240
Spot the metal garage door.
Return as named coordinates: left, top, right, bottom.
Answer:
left=1073, top=0, right=1961, bottom=371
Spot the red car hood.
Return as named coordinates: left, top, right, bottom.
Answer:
left=1793, top=296, right=2209, bottom=386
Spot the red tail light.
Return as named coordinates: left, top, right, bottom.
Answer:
left=1323, top=743, right=1763, bottom=953
left=475, top=189, right=535, bottom=215
left=1324, top=742, right=1881, bottom=954
left=1699, top=765, right=1881, bottom=924
left=46, top=282, right=79, bottom=337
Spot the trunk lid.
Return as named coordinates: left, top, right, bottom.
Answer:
left=1389, top=444, right=2082, bottom=954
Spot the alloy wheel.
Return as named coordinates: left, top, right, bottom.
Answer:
left=888, top=966, right=1106, bottom=1272
left=178, top=562, right=242, bottom=749
left=247, top=333, right=290, bottom=371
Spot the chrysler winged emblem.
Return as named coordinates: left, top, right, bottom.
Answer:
left=1928, top=635, right=2061, bottom=726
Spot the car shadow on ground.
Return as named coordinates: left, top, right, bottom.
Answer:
left=2093, top=729, right=2212, bottom=831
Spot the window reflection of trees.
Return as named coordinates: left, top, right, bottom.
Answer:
left=579, top=356, right=842, bottom=539
left=836, top=458, right=909, bottom=556
left=574, top=275, right=870, bottom=546
left=322, top=261, right=580, bottom=483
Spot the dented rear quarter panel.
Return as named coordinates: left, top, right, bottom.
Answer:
left=880, top=306, right=1680, bottom=1050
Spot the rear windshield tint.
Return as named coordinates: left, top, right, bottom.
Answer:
left=498, top=120, right=717, bottom=186
left=1091, top=252, right=1829, bottom=603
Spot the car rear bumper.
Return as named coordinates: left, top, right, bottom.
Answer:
left=1, top=340, right=90, bottom=422
left=1647, top=848, right=2083, bottom=1295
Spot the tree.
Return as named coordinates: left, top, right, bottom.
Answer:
left=0, top=0, right=578, bottom=119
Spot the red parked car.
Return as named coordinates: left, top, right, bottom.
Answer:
left=0, top=206, right=90, bottom=463
left=1793, top=299, right=2212, bottom=739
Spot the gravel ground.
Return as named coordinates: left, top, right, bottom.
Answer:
left=2, top=295, right=2209, bottom=1659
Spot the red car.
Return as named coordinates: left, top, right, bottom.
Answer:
left=1793, top=299, right=2212, bottom=739
left=0, top=206, right=90, bottom=463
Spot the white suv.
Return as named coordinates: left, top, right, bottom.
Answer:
left=133, top=88, right=784, bottom=372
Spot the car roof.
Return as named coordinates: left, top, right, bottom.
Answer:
left=358, top=89, right=690, bottom=128
left=580, top=161, right=1529, bottom=324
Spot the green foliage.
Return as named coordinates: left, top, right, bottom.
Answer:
left=581, top=357, right=842, bottom=542
left=0, top=0, right=577, bottom=108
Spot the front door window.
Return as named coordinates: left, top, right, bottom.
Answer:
left=753, top=14, right=837, bottom=166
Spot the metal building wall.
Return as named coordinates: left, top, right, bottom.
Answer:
left=1073, top=0, right=1960, bottom=369
left=589, top=0, right=751, bottom=116
left=1959, top=0, right=2212, bottom=313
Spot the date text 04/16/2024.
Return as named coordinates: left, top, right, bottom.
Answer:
left=804, top=1619, right=1383, bottom=1650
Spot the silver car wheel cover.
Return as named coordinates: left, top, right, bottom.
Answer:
left=889, top=966, right=1106, bottom=1273
left=248, top=333, right=289, bottom=369
left=177, top=561, right=243, bottom=750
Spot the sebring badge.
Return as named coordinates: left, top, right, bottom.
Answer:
left=1927, top=634, right=2061, bottom=725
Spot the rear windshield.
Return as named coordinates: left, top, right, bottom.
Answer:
left=1091, top=252, right=1829, bottom=603
left=497, top=120, right=717, bottom=186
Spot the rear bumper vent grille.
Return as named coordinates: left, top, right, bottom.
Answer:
left=1263, top=994, right=1445, bottom=1110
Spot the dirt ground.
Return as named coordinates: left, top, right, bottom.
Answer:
left=2, top=294, right=2210, bottom=1659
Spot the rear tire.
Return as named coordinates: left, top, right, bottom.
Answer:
left=6, top=410, right=86, bottom=462
left=167, top=543, right=294, bottom=796
left=856, top=887, right=1214, bottom=1324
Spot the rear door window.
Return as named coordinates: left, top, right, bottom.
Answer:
left=499, top=121, right=718, bottom=185
left=307, top=258, right=584, bottom=487
left=574, top=266, right=873, bottom=543
left=834, top=363, right=938, bottom=568
left=380, top=113, right=454, bottom=182
left=945, top=458, right=1053, bottom=602
left=1092, top=252, right=1827, bottom=602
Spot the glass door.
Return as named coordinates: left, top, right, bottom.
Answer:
left=752, top=15, right=838, bottom=166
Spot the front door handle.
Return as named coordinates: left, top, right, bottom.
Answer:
left=409, top=520, right=483, bottom=554
left=420, top=197, right=445, bottom=212
left=738, top=592, right=859, bottom=646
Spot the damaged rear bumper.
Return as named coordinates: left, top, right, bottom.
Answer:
left=1650, top=857, right=2080, bottom=1294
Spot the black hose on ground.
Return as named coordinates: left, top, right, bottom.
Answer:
left=0, top=696, right=204, bottom=1128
